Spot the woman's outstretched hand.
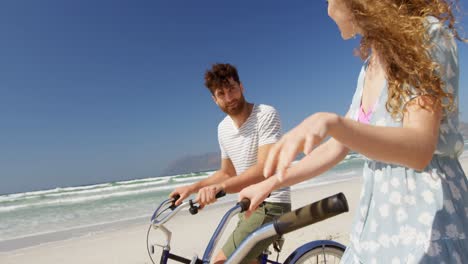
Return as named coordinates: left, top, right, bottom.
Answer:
left=238, top=178, right=276, bottom=218
left=264, top=112, right=338, bottom=181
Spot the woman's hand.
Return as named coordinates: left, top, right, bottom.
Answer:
left=238, top=179, right=276, bottom=217
left=264, top=112, right=339, bottom=181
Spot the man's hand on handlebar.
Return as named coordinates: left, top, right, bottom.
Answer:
left=169, top=185, right=196, bottom=206
left=195, top=184, right=224, bottom=209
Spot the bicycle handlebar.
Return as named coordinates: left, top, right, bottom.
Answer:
left=151, top=190, right=227, bottom=226
left=170, top=190, right=226, bottom=207
left=273, top=192, right=348, bottom=235
left=215, top=190, right=227, bottom=199
left=238, top=198, right=250, bottom=212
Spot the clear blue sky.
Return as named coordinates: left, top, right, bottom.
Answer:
left=1, top=0, right=467, bottom=194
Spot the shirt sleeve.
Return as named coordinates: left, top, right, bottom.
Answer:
left=258, top=108, right=282, bottom=146
left=426, top=17, right=458, bottom=102
left=218, top=126, right=229, bottom=159
left=404, top=17, right=463, bottom=157
left=403, top=17, right=458, bottom=109
left=426, top=17, right=463, bottom=156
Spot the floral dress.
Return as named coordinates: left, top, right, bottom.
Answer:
left=341, top=17, right=468, bottom=263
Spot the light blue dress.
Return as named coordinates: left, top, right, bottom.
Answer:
left=341, top=17, right=468, bottom=263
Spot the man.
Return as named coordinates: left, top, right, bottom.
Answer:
left=170, top=63, right=291, bottom=264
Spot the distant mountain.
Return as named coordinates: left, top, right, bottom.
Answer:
left=162, top=152, right=220, bottom=176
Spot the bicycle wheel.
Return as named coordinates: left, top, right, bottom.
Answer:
left=292, top=246, right=344, bottom=264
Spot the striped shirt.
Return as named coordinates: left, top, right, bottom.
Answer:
left=218, top=104, right=291, bottom=204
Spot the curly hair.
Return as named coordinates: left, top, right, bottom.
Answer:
left=348, top=0, right=466, bottom=119
left=204, top=63, right=241, bottom=95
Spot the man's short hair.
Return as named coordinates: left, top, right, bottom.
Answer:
left=204, top=63, right=240, bottom=95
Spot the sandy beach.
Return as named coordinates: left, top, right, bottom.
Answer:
left=1, top=159, right=467, bottom=264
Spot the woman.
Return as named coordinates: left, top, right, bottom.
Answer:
left=239, top=0, right=467, bottom=262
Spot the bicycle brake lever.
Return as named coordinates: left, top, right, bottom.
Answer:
left=189, top=200, right=199, bottom=215
left=189, top=190, right=226, bottom=215
left=170, top=194, right=181, bottom=210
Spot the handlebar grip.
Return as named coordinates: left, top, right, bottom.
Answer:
left=273, top=193, right=348, bottom=235
left=238, top=198, right=251, bottom=213
left=172, top=194, right=181, bottom=201
left=216, top=190, right=226, bottom=199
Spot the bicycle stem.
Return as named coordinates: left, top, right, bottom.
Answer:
left=151, top=201, right=190, bottom=252
left=158, top=225, right=172, bottom=251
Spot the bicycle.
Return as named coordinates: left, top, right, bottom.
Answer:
left=147, top=192, right=348, bottom=264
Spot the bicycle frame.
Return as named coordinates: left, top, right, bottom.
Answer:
left=222, top=224, right=345, bottom=264
left=149, top=193, right=348, bottom=264
left=149, top=198, right=244, bottom=264
left=225, top=192, right=348, bottom=264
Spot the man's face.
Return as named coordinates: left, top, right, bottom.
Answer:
left=212, top=81, right=246, bottom=116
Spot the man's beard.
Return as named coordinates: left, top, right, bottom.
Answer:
left=220, top=94, right=247, bottom=116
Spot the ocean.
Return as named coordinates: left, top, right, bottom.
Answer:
left=1, top=143, right=467, bottom=252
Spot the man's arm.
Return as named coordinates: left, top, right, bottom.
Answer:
left=195, top=143, right=273, bottom=206
left=221, top=143, right=273, bottom=193
left=169, top=158, right=236, bottom=205
left=193, top=158, right=236, bottom=190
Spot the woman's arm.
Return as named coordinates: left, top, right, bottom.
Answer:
left=264, top=96, right=442, bottom=182
left=329, top=96, right=442, bottom=170
left=280, top=137, right=349, bottom=187
left=239, top=125, right=350, bottom=213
